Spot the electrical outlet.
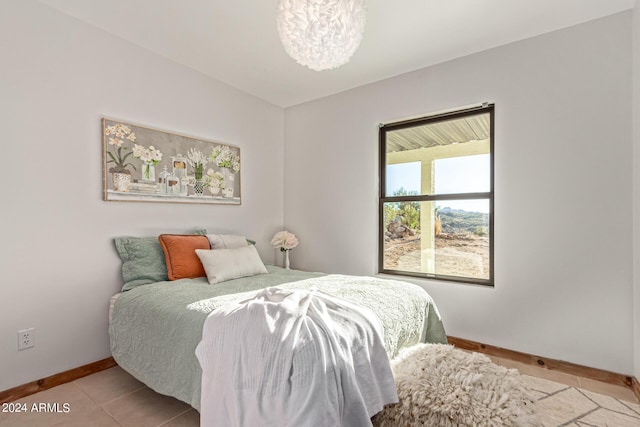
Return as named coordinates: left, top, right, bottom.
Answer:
left=18, top=328, right=35, bottom=350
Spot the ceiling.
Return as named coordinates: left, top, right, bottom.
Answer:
left=37, top=0, right=635, bottom=108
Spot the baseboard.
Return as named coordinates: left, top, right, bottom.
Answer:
left=447, top=336, right=634, bottom=390
left=2, top=344, right=639, bottom=404
left=0, top=357, right=116, bottom=404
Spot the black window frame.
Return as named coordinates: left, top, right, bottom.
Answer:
left=378, top=104, right=495, bottom=286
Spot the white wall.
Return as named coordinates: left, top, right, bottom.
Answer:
left=285, top=12, right=634, bottom=374
left=633, top=0, right=640, bottom=379
left=0, top=1, right=284, bottom=391
left=1, top=2, right=635, bottom=393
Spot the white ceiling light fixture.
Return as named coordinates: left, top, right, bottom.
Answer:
left=276, top=0, right=367, bottom=71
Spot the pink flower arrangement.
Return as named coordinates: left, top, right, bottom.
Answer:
left=271, top=231, right=299, bottom=252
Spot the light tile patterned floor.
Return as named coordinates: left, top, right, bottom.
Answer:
left=522, top=375, right=640, bottom=426
left=1, top=357, right=638, bottom=426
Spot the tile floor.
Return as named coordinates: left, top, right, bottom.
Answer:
left=1, top=356, right=638, bottom=426
left=497, top=358, right=640, bottom=426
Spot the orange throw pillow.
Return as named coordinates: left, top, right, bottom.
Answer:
left=158, top=234, right=210, bottom=280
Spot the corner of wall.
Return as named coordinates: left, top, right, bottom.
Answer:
left=632, top=0, right=640, bottom=379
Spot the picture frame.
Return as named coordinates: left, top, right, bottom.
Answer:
left=102, top=118, right=241, bottom=204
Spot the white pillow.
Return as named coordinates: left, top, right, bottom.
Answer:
left=206, top=234, right=249, bottom=249
left=196, top=245, right=268, bottom=285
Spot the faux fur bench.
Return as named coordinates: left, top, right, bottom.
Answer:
left=372, top=344, right=539, bottom=426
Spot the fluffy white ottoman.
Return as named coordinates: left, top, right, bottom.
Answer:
left=372, top=344, right=539, bottom=426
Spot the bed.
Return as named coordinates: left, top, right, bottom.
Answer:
left=108, top=234, right=447, bottom=424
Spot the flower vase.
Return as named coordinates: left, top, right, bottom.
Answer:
left=142, top=162, right=155, bottom=182
left=284, top=250, right=290, bottom=270
left=112, top=173, right=131, bottom=192
left=194, top=179, right=206, bottom=196
left=221, top=167, right=235, bottom=198
left=194, top=165, right=204, bottom=180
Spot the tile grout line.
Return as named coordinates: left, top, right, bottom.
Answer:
left=557, top=405, right=600, bottom=427
left=573, top=420, right=599, bottom=427
left=618, top=398, right=640, bottom=417
left=70, top=380, right=127, bottom=426
left=533, top=385, right=572, bottom=402
left=156, top=408, right=194, bottom=427
left=574, top=387, right=640, bottom=420
left=98, top=385, right=149, bottom=408
left=70, top=381, right=100, bottom=408
left=85, top=382, right=150, bottom=424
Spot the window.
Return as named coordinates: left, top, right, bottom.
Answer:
left=379, top=104, right=494, bottom=285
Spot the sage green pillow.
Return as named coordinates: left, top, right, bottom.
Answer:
left=115, top=237, right=168, bottom=291
left=114, top=229, right=207, bottom=291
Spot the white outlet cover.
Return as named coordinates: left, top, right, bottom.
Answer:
left=18, top=328, right=35, bottom=350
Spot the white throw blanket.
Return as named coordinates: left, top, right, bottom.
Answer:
left=195, top=287, right=398, bottom=427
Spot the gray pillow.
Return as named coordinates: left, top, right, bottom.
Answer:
left=206, top=233, right=256, bottom=248
left=206, top=234, right=249, bottom=249
left=114, top=229, right=207, bottom=291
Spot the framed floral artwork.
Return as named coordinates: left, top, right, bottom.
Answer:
left=102, top=118, right=241, bottom=204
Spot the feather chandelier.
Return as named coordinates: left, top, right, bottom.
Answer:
left=276, top=0, right=367, bottom=71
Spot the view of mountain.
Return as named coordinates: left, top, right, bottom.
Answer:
left=438, top=207, right=489, bottom=236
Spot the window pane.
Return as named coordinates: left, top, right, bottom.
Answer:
left=383, top=199, right=490, bottom=281
left=435, top=200, right=490, bottom=280
left=383, top=199, right=427, bottom=273
left=385, top=112, right=490, bottom=197
left=434, top=154, right=490, bottom=194
left=385, top=161, right=421, bottom=196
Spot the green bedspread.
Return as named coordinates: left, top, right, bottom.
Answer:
left=109, top=266, right=447, bottom=410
